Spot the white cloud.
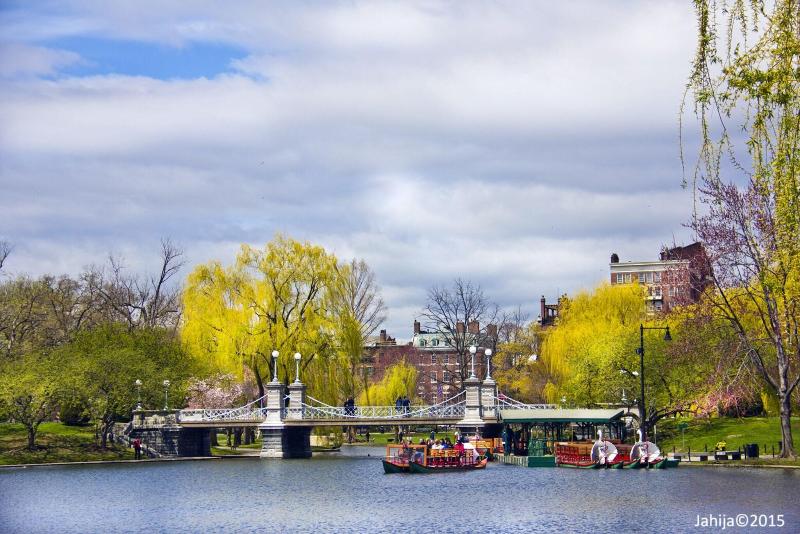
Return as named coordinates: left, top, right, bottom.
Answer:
left=0, top=43, right=83, bottom=78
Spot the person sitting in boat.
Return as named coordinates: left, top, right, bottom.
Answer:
left=454, top=438, right=465, bottom=454
left=432, top=439, right=443, bottom=450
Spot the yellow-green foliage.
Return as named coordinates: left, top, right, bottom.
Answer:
left=358, top=362, right=418, bottom=406
left=542, top=284, right=645, bottom=404
left=541, top=283, right=646, bottom=403
left=761, top=390, right=780, bottom=417
left=182, top=235, right=346, bottom=403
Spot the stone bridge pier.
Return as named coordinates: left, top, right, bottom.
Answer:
left=130, top=410, right=211, bottom=457
left=258, top=378, right=312, bottom=459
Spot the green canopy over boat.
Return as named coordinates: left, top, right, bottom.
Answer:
left=499, top=408, right=626, bottom=424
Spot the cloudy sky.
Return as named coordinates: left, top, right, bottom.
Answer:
left=0, top=1, right=700, bottom=338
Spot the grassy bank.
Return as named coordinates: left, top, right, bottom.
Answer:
left=0, top=422, right=134, bottom=465
left=657, top=416, right=800, bottom=456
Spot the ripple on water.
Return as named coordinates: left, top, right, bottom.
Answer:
left=1, top=458, right=799, bottom=533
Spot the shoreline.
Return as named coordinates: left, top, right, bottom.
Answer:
left=680, top=461, right=800, bottom=469
left=0, top=455, right=259, bottom=470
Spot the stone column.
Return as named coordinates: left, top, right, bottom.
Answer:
left=480, top=377, right=498, bottom=422
left=457, top=377, right=484, bottom=433
left=258, top=381, right=286, bottom=458
left=286, top=382, right=307, bottom=420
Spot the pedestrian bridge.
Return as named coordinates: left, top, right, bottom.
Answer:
left=130, top=371, right=556, bottom=458
left=176, top=390, right=555, bottom=428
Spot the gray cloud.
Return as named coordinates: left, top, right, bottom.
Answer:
left=0, top=1, right=699, bottom=339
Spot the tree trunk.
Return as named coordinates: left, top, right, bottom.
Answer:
left=254, top=360, right=265, bottom=400
left=26, top=425, right=37, bottom=450
left=226, top=428, right=231, bottom=447
left=210, top=428, right=219, bottom=446
left=778, top=392, right=796, bottom=458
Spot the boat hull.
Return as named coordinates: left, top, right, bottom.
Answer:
left=650, top=457, right=669, bottom=469
left=622, top=460, right=648, bottom=469
left=382, top=460, right=410, bottom=474
left=556, top=460, right=602, bottom=469
left=408, top=459, right=487, bottom=473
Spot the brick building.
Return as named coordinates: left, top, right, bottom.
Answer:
left=609, top=242, right=710, bottom=313
left=538, top=295, right=562, bottom=327
left=362, top=320, right=497, bottom=403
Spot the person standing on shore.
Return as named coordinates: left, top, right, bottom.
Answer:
left=133, top=438, right=142, bottom=460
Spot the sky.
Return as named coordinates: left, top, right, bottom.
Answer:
left=0, top=1, right=701, bottom=339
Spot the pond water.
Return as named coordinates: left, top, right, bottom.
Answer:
left=1, top=446, right=798, bottom=533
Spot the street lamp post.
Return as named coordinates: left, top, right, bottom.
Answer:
left=271, top=350, right=279, bottom=383
left=484, top=348, right=493, bottom=380
left=294, top=352, right=302, bottom=383
left=636, top=323, right=672, bottom=440
left=469, top=346, right=477, bottom=379
left=134, top=379, right=142, bottom=410
left=163, top=379, right=170, bottom=410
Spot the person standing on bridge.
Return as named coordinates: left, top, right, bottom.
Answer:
left=395, top=397, right=402, bottom=415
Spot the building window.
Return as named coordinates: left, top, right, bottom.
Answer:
left=655, top=301, right=663, bottom=311
left=668, top=286, right=674, bottom=297
left=430, top=371, right=437, bottom=383
left=432, top=338, right=439, bottom=346
left=624, top=273, right=632, bottom=283
left=654, top=286, right=662, bottom=297
left=443, top=370, right=451, bottom=382
left=443, top=354, right=449, bottom=365
left=431, top=354, right=437, bottom=364
left=646, top=272, right=653, bottom=283
left=654, top=272, right=662, bottom=283
left=365, top=366, right=374, bottom=377
left=638, top=273, right=645, bottom=283
left=420, top=339, right=426, bottom=347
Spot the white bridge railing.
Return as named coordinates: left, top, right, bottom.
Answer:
left=178, top=391, right=467, bottom=423
left=179, top=393, right=268, bottom=423
left=177, top=390, right=550, bottom=424
left=494, top=394, right=557, bottom=411
left=292, top=391, right=466, bottom=421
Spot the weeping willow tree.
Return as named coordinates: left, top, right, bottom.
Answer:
left=182, top=236, right=350, bottom=403
left=686, top=0, right=800, bottom=457
left=358, top=361, right=418, bottom=406
left=538, top=283, right=714, bottom=435
left=540, top=284, right=646, bottom=406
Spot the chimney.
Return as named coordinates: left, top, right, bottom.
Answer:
left=468, top=320, right=479, bottom=334
left=456, top=321, right=465, bottom=334
left=487, top=324, right=497, bottom=338
left=379, top=329, right=387, bottom=343
left=610, top=253, right=619, bottom=263
left=413, top=320, right=421, bottom=335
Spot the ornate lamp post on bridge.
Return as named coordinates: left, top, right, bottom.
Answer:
left=469, top=345, right=477, bottom=379
left=294, top=352, right=302, bottom=383
left=134, top=379, right=142, bottom=410
left=163, top=379, right=170, bottom=410
left=636, top=324, right=672, bottom=440
left=484, top=348, right=493, bottom=380
left=271, top=350, right=280, bottom=383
